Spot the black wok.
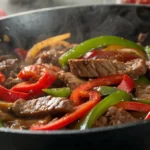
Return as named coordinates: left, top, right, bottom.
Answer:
left=0, top=4, right=150, bottom=150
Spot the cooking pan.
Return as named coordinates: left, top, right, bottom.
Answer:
left=0, top=4, right=150, bottom=150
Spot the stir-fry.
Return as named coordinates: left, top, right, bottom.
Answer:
left=0, top=33, right=150, bottom=131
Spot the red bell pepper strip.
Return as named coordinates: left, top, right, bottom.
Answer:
left=15, top=48, right=28, bottom=60
left=17, top=64, right=50, bottom=81
left=30, top=91, right=101, bottom=130
left=116, top=101, right=150, bottom=112
left=70, top=74, right=126, bottom=106
left=145, top=111, right=150, bottom=120
left=0, top=85, right=29, bottom=102
left=117, top=74, right=135, bottom=93
left=0, top=72, right=6, bottom=84
left=11, top=71, right=56, bottom=96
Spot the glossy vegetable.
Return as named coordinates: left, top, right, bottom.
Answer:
left=30, top=91, right=101, bottom=130
left=77, top=90, right=132, bottom=130
left=11, top=72, right=56, bottom=97
left=43, top=87, right=71, bottom=97
left=0, top=85, right=29, bottom=102
left=145, top=112, right=150, bottom=120
left=70, top=74, right=124, bottom=106
left=26, top=33, right=71, bottom=64
left=135, top=76, right=150, bottom=85
left=15, top=48, right=28, bottom=60
left=117, top=74, right=135, bottom=93
left=94, top=86, right=118, bottom=96
left=11, top=64, right=56, bottom=96
left=116, top=101, right=150, bottom=112
left=0, top=72, right=6, bottom=84
left=59, top=36, right=146, bottom=66
left=132, top=98, right=150, bottom=104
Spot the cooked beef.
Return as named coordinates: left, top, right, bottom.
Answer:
left=69, top=58, right=146, bottom=78
left=93, top=106, right=137, bottom=128
left=11, top=96, right=73, bottom=117
left=4, top=77, right=23, bottom=88
left=36, top=44, right=77, bottom=66
left=135, top=85, right=150, bottom=99
left=0, top=59, right=19, bottom=77
left=58, top=71, right=86, bottom=90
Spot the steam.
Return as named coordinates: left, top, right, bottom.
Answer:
left=4, top=0, right=118, bottom=14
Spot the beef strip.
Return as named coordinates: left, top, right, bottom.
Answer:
left=36, top=44, right=77, bottom=66
left=69, top=58, right=146, bottom=78
left=11, top=96, right=73, bottom=117
left=58, top=71, right=86, bottom=90
left=48, top=64, right=85, bottom=90
left=135, top=85, right=150, bottom=99
left=0, top=58, right=19, bottom=77
left=93, top=106, right=137, bottom=128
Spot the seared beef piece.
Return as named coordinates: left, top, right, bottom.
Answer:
left=36, top=44, right=77, bottom=66
left=4, top=77, right=23, bottom=88
left=135, top=85, right=150, bottom=99
left=0, top=59, right=19, bottom=77
left=58, top=71, right=86, bottom=90
left=93, top=106, right=137, bottom=128
left=11, top=96, right=73, bottom=117
left=69, top=58, right=146, bottom=78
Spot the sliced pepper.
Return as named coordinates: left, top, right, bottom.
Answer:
left=43, top=87, right=71, bottom=97
left=30, top=91, right=101, bottom=131
left=116, top=101, right=150, bottom=112
left=117, top=74, right=135, bottom=93
left=0, top=85, right=29, bottom=102
left=59, top=36, right=146, bottom=67
left=70, top=74, right=124, bottom=106
left=15, top=48, right=28, bottom=60
left=26, top=33, right=71, bottom=64
left=132, top=98, right=150, bottom=104
left=145, top=112, right=150, bottom=120
left=94, top=86, right=118, bottom=96
left=11, top=71, right=56, bottom=97
left=134, top=76, right=150, bottom=85
left=0, top=72, right=6, bottom=84
left=76, top=90, right=131, bottom=130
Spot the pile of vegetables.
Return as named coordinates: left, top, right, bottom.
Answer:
left=1, top=33, right=150, bottom=131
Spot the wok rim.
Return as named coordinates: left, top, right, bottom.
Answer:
left=0, top=3, right=150, bottom=20
left=0, top=4, right=150, bottom=135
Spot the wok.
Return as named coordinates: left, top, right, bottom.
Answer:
left=0, top=4, right=150, bottom=150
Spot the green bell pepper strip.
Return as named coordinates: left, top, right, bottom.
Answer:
left=134, top=76, right=150, bottom=85
left=59, top=36, right=146, bottom=67
left=43, top=87, right=71, bottom=97
left=132, top=98, right=150, bottom=105
left=94, top=86, right=118, bottom=96
left=76, top=90, right=132, bottom=130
